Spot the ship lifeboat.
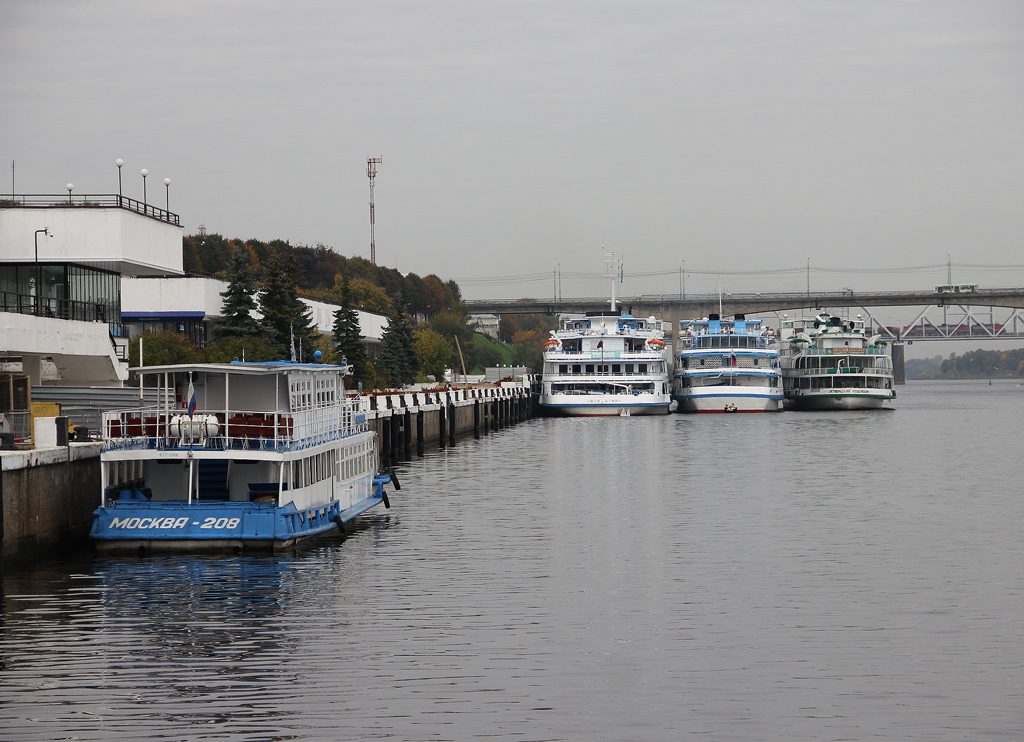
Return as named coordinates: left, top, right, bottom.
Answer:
left=169, top=414, right=219, bottom=440
left=646, top=338, right=666, bottom=349
left=544, top=339, right=562, bottom=351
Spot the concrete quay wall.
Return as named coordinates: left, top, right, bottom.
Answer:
left=1, top=443, right=103, bottom=569
left=1, top=382, right=535, bottom=569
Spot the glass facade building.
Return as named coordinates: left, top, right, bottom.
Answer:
left=0, top=263, right=123, bottom=334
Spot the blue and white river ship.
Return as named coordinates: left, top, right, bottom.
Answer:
left=673, top=314, right=783, bottom=412
left=90, top=360, right=395, bottom=552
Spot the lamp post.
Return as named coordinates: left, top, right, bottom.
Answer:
left=141, top=168, right=148, bottom=211
left=34, top=227, right=50, bottom=316
left=115, top=159, right=123, bottom=205
left=66, top=183, right=73, bottom=204
left=163, top=177, right=171, bottom=213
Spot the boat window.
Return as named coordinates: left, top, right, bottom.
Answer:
left=638, top=364, right=647, bottom=373
left=585, top=364, right=594, bottom=373
left=612, top=364, right=621, bottom=373
left=572, top=364, right=581, bottom=373
left=625, top=364, right=634, bottom=373
left=559, top=365, right=568, bottom=373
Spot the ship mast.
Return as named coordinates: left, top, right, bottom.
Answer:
left=605, top=251, right=623, bottom=312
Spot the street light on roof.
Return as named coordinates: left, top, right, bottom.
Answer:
left=163, top=178, right=171, bottom=212
left=141, top=168, right=148, bottom=208
left=115, top=159, right=124, bottom=204
left=66, top=183, right=73, bottom=204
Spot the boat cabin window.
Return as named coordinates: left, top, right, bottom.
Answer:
left=572, top=364, right=581, bottom=373
left=638, top=364, right=648, bottom=373
left=612, top=364, right=621, bottom=373
left=625, top=364, right=634, bottom=373
left=585, top=364, right=595, bottom=373
left=559, top=364, right=568, bottom=373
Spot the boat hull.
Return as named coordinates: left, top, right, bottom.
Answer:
left=90, top=475, right=390, bottom=553
left=673, top=389, right=782, bottom=413
left=784, top=390, right=894, bottom=411
left=540, top=398, right=670, bottom=416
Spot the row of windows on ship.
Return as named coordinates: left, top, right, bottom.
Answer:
left=785, top=376, right=894, bottom=389
left=675, top=375, right=781, bottom=389
left=549, top=382, right=664, bottom=394
left=789, top=356, right=892, bottom=370
left=682, top=336, right=770, bottom=348
left=676, top=355, right=780, bottom=369
left=554, top=338, right=656, bottom=352
left=288, top=439, right=373, bottom=490
left=546, top=361, right=664, bottom=375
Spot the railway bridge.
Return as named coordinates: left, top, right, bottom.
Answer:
left=466, top=287, right=1024, bottom=342
left=466, top=288, right=1024, bottom=384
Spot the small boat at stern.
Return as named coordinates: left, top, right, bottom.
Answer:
left=90, top=360, right=397, bottom=553
left=673, top=314, right=783, bottom=412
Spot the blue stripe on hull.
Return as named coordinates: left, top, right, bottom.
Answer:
left=91, top=477, right=389, bottom=552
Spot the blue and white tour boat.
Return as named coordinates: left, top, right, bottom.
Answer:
left=673, top=313, right=783, bottom=412
left=779, top=313, right=896, bottom=410
left=90, top=360, right=395, bottom=552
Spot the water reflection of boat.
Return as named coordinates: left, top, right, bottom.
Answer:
left=90, top=360, right=397, bottom=553
left=779, top=314, right=896, bottom=410
left=672, top=314, right=783, bottom=413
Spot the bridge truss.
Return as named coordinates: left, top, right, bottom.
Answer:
left=831, top=305, right=1024, bottom=342
left=466, top=288, right=1024, bottom=344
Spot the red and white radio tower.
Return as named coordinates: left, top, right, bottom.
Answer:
left=367, top=157, right=382, bottom=265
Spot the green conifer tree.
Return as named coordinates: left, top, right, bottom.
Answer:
left=259, top=246, right=318, bottom=360
left=377, top=306, right=419, bottom=387
left=332, top=275, right=369, bottom=387
left=214, top=247, right=262, bottom=339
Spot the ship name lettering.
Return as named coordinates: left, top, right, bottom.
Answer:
left=109, top=516, right=190, bottom=530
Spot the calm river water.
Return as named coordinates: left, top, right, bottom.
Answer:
left=1, top=380, right=1022, bottom=741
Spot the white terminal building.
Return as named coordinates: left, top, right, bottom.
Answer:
left=0, top=191, right=387, bottom=393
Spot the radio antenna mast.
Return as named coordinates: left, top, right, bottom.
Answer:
left=367, top=157, right=382, bottom=265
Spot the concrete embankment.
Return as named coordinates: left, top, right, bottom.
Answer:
left=366, top=383, right=535, bottom=463
left=1, top=442, right=103, bottom=568
left=1, top=381, right=536, bottom=569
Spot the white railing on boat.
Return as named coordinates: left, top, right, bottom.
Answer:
left=101, top=402, right=368, bottom=453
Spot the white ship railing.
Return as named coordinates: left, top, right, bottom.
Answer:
left=101, top=401, right=369, bottom=453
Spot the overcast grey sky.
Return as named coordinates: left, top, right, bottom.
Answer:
left=3, top=0, right=1023, bottom=301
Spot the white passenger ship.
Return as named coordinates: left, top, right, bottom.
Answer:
left=540, top=311, right=672, bottom=416
left=90, top=360, right=395, bottom=552
left=779, top=313, right=896, bottom=410
left=673, top=314, right=783, bottom=412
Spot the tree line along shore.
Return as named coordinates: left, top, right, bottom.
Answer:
left=130, top=234, right=556, bottom=389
